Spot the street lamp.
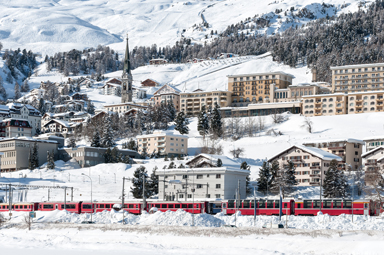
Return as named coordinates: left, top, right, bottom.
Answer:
left=82, top=173, right=93, bottom=222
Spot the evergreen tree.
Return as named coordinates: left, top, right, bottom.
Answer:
left=28, top=148, right=33, bottom=170
left=100, top=114, right=115, bottom=148
left=111, top=147, right=119, bottom=163
left=197, top=106, right=209, bottom=138
left=257, top=162, right=271, bottom=195
left=68, top=137, right=76, bottom=148
left=240, top=161, right=250, bottom=170
left=216, top=158, right=223, bottom=167
left=336, top=169, right=349, bottom=198
left=178, top=164, right=185, bottom=168
left=126, top=138, right=137, bottom=151
left=103, top=148, right=113, bottom=163
left=31, top=142, right=39, bottom=169
left=14, top=82, right=21, bottom=100
left=123, top=155, right=132, bottom=164
left=0, top=77, right=7, bottom=100
left=130, top=165, right=151, bottom=199
left=240, top=161, right=252, bottom=194
left=323, top=159, right=340, bottom=198
left=46, top=150, right=55, bottom=169
left=38, top=98, right=46, bottom=115
left=168, top=162, right=176, bottom=169
left=275, top=160, right=298, bottom=197
left=149, top=166, right=159, bottom=196
left=87, top=101, right=95, bottom=115
left=174, top=111, right=189, bottom=135
left=141, top=147, right=148, bottom=159
left=210, top=102, right=223, bottom=138
left=167, top=101, right=176, bottom=122
left=21, top=80, right=30, bottom=92
left=91, top=130, right=101, bottom=147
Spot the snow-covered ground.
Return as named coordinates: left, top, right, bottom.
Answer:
left=0, top=0, right=372, bottom=56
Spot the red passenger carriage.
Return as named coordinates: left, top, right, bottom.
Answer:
left=222, top=199, right=295, bottom=215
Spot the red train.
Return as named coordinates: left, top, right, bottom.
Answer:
left=0, top=199, right=378, bottom=216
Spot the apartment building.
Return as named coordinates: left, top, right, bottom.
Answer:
left=302, top=93, right=347, bottom=117
left=0, top=138, right=58, bottom=172
left=100, top=83, right=121, bottom=96
left=364, top=136, right=384, bottom=152
left=180, top=90, right=232, bottom=116
left=157, top=154, right=249, bottom=200
left=103, top=103, right=147, bottom=114
left=137, top=131, right=188, bottom=156
left=0, top=103, right=42, bottom=135
left=274, top=82, right=331, bottom=103
left=58, top=146, right=138, bottom=167
left=347, top=91, right=384, bottom=114
left=361, top=146, right=384, bottom=185
left=268, top=145, right=342, bottom=186
left=228, top=71, right=294, bottom=106
left=303, top=139, right=364, bottom=170
left=0, top=119, right=32, bottom=138
left=331, top=63, right=384, bottom=93
left=152, top=84, right=181, bottom=111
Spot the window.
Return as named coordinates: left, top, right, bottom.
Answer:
left=188, top=194, right=192, bottom=198
left=216, top=174, right=221, bottom=179
left=196, top=175, right=203, bottom=179
left=179, top=194, right=184, bottom=199
left=216, top=184, right=221, bottom=189
left=215, top=194, right=221, bottom=198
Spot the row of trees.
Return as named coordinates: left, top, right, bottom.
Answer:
left=197, top=103, right=223, bottom=139
left=257, top=159, right=349, bottom=198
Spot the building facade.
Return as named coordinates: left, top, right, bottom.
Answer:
left=364, top=136, right=384, bottom=152
left=152, top=84, right=181, bottom=111
left=302, top=93, right=347, bottom=117
left=268, top=145, right=342, bottom=186
left=103, top=103, right=147, bottom=115
left=2, top=103, right=42, bottom=135
left=0, top=119, right=32, bottom=138
left=0, top=138, right=58, bottom=172
left=137, top=131, right=188, bottom=156
left=58, top=146, right=139, bottom=168
left=347, top=91, right=384, bottom=114
left=180, top=90, right=232, bottom=116
left=361, top=146, right=384, bottom=185
left=101, top=83, right=121, bottom=96
left=228, top=72, right=294, bottom=106
left=157, top=154, right=249, bottom=200
left=303, top=139, right=364, bottom=170
left=331, top=63, right=384, bottom=93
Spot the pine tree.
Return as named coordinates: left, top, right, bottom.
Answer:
left=0, top=77, right=7, bottom=100
left=141, top=146, right=148, bottom=159
left=111, top=147, right=119, bottom=163
left=87, top=101, right=95, bottom=115
left=100, top=115, right=115, bottom=148
left=123, top=155, right=132, bottom=164
left=336, top=166, right=349, bottom=198
left=131, top=166, right=151, bottom=199
left=31, top=142, right=39, bottom=169
left=126, top=138, right=137, bottom=151
left=240, top=161, right=252, bottom=194
left=21, top=80, right=30, bottom=92
left=91, top=130, right=101, bottom=147
left=197, top=106, right=209, bottom=138
left=216, top=158, right=223, bottom=167
left=149, top=166, right=159, bottom=196
left=210, top=102, right=223, bottom=138
left=257, top=162, right=271, bottom=195
left=47, top=150, right=55, bottom=169
left=103, top=148, right=113, bottom=163
left=276, top=160, right=298, bottom=197
left=323, top=159, right=339, bottom=198
left=68, top=137, right=76, bottom=148
left=14, top=82, right=21, bottom=100
left=167, top=101, right=176, bottom=122
left=168, top=162, right=176, bottom=169
left=174, top=111, right=189, bottom=135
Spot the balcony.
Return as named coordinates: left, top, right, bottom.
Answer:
left=310, top=166, right=321, bottom=170
left=356, top=98, right=363, bottom=103
left=365, top=162, right=377, bottom=166
left=315, top=101, right=322, bottom=104
left=328, top=146, right=345, bottom=150
left=310, top=174, right=321, bottom=178
left=336, top=105, right=343, bottom=109
left=157, top=144, right=165, bottom=148
left=142, top=140, right=148, bottom=144
left=336, top=111, right=344, bottom=115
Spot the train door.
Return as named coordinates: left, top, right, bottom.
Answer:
left=55, top=204, right=58, bottom=210
left=222, top=202, right=227, bottom=215
left=364, top=202, right=369, bottom=216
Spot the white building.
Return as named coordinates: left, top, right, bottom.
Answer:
left=157, top=154, right=250, bottom=201
left=101, top=83, right=122, bottom=96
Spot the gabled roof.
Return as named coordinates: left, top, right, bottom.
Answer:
left=362, top=146, right=384, bottom=158
left=154, top=84, right=181, bottom=95
left=43, top=119, right=72, bottom=128
left=186, top=154, right=249, bottom=173
left=303, top=138, right=365, bottom=145
left=268, top=145, right=342, bottom=162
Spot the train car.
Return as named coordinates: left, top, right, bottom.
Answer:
left=38, top=202, right=81, bottom=214
left=222, top=199, right=295, bottom=215
left=294, top=199, right=374, bottom=216
left=0, top=202, right=37, bottom=212
left=146, top=201, right=208, bottom=214
left=93, top=202, right=142, bottom=214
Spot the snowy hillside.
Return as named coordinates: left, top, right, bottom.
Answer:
left=0, top=0, right=372, bottom=55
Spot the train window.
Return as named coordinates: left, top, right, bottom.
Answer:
left=267, top=200, right=274, bottom=208
left=343, top=200, right=352, bottom=208
left=243, top=200, right=250, bottom=208
left=303, top=200, right=312, bottom=208
left=129, top=204, right=134, bottom=208
left=228, top=200, right=235, bottom=208
left=105, top=204, right=110, bottom=209
left=15, top=205, right=19, bottom=209
left=259, top=200, right=266, bottom=208
left=43, top=204, right=54, bottom=209
left=100, top=204, right=105, bottom=209
left=182, top=204, right=188, bottom=208
left=187, top=204, right=192, bottom=208
left=274, top=200, right=280, bottom=208
left=161, top=204, right=167, bottom=208
left=169, top=204, right=174, bottom=208
left=364, top=203, right=368, bottom=209
left=284, top=203, right=287, bottom=209
left=334, top=200, right=342, bottom=208
left=196, top=204, right=199, bottom=208
left=83, top=204, right=92, bottom=209
left=313, top=200, right=321, bottom=208
left=323, top=201, right=332, bottom=208
left=175, top=204, right=181, bottom=208
left=250, top=200, right=255, bottom=208
left=123, top=204, right=128, bottom=208
left=222, top=203, right=227, bottom=209
left=61, top=204, right=76, bottom=209
left=155, top=204, right=160, bottom=208
left=24, top=205, right=28, bottom=209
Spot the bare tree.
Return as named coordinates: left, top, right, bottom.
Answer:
left=200, top=136, right=223, bottom=155
left=230, top=147, right=244, bottom=158
left=245, top=116, right=256, bottom=137
left=0, top=213, right=5, bottom=228
left=257, top=116, right=265, bottom=132
left=271, top=111, right=285, bottom=124
left=301, top=117, right=313, bottom=133
left=24, top=214, right=32, bottom=231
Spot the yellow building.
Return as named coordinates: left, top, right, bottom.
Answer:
left=302, top=93, right=347, bottom=117
left=227, top=72, right=294, bottom=106
left=347, top=91, right=384, bottom=114
left=137, top=131, right=188, bottom=156
left=180, top=90, right=232, bottom=116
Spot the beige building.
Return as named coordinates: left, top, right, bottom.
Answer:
left=228, top=71, right=294, bottom=106
left=152, top=84, right=181, bottom=111
left=273, top=82, right=331, bottom=103
left=268, top=145, right=342, bottom=186
left=180, top=90, right=232, bottom=116
left=157, top=154, right=249, bottom=200
left=0, top=138, right=58, bottom=172
left=137, top=131, right=188, bottom=156
left=361, top=146, right=384, bottom=185
left=331, top=63, right=384, bottom=93
left=103, top=103, right=147, bottom=114
left=364, top=136, right=384, bottom=152
left=303, top=139, right=364, bottom=171
left=302, top=93, right=347, bottom=117
left=347, top=91, right=384, bottom=114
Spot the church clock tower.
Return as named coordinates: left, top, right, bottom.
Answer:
left=121, top=35, right=133, bottom=103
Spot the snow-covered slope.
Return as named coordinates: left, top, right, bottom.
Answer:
left=0, top=0, right=372, bottom=55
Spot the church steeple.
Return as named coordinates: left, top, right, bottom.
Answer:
left=121, top=34, right=133, bottom=103
left=123, top=34, right=131, bottom=75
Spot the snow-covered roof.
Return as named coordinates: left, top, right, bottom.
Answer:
left=227, top=71, right=294, bottom=78
left=268, top=145, right=342, bottom=162
left=185, top=154, right=247, bottom=173
left=348, top=90, right=384, bottom=96
left=330, top=63, right=384, bottom=69
left=361, top=146, right=384, bottom=158
left=136, top=130, right=188, bottom=139
left=303, top=138, right=365, bottom=145
left=44, top=119, right=72, bottom=128
left=363, top=136, right=384, bottom=141
left=0, top=137, right=58, bottom=144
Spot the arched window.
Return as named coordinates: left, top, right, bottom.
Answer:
left=329, top=110, right=333, bottom=113
left=370, top=107, right=375, bottom=111
left=309, top=111, right=313, bottom=114
left=350, top=97, right=354, bottom=100
left=370, top=102, right=375, bottom=105
left=246, top=98, right=250, bottom=102
left=310, top=99, right=314, bottom=103
left=258, top=96, right=263, bottom=102
left=349, top=103, right=354, bottom=107
left=305, top=111, right=309, bottom=114
left=371, top=96, right=375, bottom=99
left=239, top=98, right=244, bottom=102
left=364, top=96, right=368, bottom=100
left=322, top=99, right=327, bottom=102
left=322, top=110, right=326, bottom=113
left=329, top=98, right=334, bottom=102
left=305, top=100, right=309, bottom=103
left=328, top=104, right=333, bottom=107
left=252, top=97, right=256, bottom=102
left=363, top=108, right=368, bottom=111
left=350, top=108, right=354, bottom=112
left=233, top=99, right=237, bottom=103
left=305, top=105, right=309, bottom=109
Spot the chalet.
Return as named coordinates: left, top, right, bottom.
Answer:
left=149, top=59, right=168, bottom=65
left=42, top=119, right=74, bottom=134
left=362, top=146, right=384, bottom=185
left=0, top=118, right=32, bottom=138
left=106, top=78, right=122, bottom=85
left=71, top=93, right=88, bottom=101
left=141, top=79, right=160, bottom=87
